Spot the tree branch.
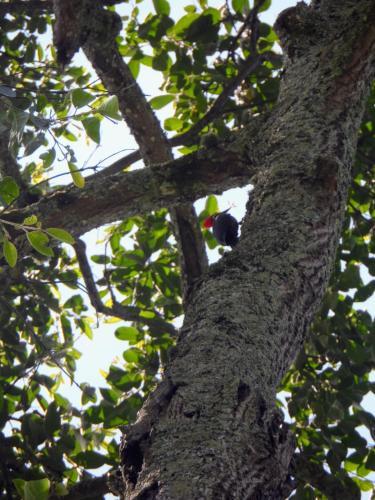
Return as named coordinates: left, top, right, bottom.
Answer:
left=74, top=239, right=177, bottom=336
left=3, top=145, right=251, bottom=248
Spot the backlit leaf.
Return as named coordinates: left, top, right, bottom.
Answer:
left=3, top=239, right=17, bottom=267
left=46, top=228, right=75, bottom=244
left=68, top=163, right=85, bottom=188
left=97, top=95, right=121, bottom=119
left=26, top=231, right=54, bottom=257
left=82, top=117, right=100, bottom=144
left=24, top=478, right=50, bottom=500
left=153, top=0, right=170, bottom=15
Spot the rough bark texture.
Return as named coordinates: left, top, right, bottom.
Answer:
left=4, top=145, right=251, bottom=239
left=120, top=1, right=375, bottom=498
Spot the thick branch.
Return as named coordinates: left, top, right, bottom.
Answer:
left=4, top=147, right=251, bottom=241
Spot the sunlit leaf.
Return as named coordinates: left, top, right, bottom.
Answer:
left=24, top=478, right=50, bottom=500
left=153, top=0, right=170, bottom=15
left=72, top=88, right=94, bottom=108
left=26, top=231, right=54, bottom=257
left=96, top=95, right=121, bottom=119
left=3, top=239, right=17, bottom=267
left=46, top=228, right=75, bottom=244
left=149, top=94, right=174, bottom=110
left=68, top=162, right=85, bottom=188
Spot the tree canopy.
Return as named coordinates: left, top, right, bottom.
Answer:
left=0, top=0, right=374, bottom=499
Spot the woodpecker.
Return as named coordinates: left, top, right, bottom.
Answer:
left=203, top=210, right=239, bottom=247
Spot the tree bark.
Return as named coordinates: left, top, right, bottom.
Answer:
left=4, top=146, right=250, bottom=239
left=120, top=1, right=375, bottom=498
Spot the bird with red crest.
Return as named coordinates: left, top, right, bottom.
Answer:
left=202, top=209, right=239, bottom=247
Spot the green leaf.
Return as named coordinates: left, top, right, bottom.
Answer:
left=23, top=215, right=38, bottom=226
left=39, top=148, right=56, bottom=168
left=351, top=477, right=373, bottom=492
left=97, top=95, right=121, bottom=119
left=3, top=239, right=17, bottom=267
left=164, top=117, right=184, bottom=131
left=338, top=264, right=362, bottom=290
left=123, top=348, right=142, bottom=364
left=13, top=479, right=25, bottom=497
left=0, top=176, right=20, bottom=205
left=68, top=163, right=85, bottom=188
left=149, top=94, right=174, bottom=110
left=81, top=384, right=97, bottom=405
left=54, top=484, right=69, bottom=496
left=46, top=228, right=75, bottom=244
left=24, top=478, right=50, bottom=500
left=100, top=387, right=119, bottom=405
left=152, top=51, right=171, bottom=71
left=128, top=58, right=140, bottom=79
left=366, top=450, right=375, bottom=470
left=353, top=280, right=375, bottom=302
left=232, top=0, right=249, bottom=14
left=82, top=117, right=100, bottom=144
left=115, top=326, right=140, bottom=343
left=71, top=88, right=94, bottom=108
left=258, top=0, right=271, bottom=12
left=26, top=231, right=54, bottom=257
left=45, top=401, right=61, bottom=436
left=73, top=450, right=108, bottom=469
left=205, top=195, right=218, bottom=215
left=172, top=13, right=200, bottom=37
left=91, top=254, right=110, bottom=264
left=153, top=0, right=170, bottom=15
left=184, top=11, right=220, bottom=43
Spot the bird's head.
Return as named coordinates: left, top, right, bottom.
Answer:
left=202, top=209, right=229, bottom=229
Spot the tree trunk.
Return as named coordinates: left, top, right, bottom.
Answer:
left=120, top=1, right=375, bottom=498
